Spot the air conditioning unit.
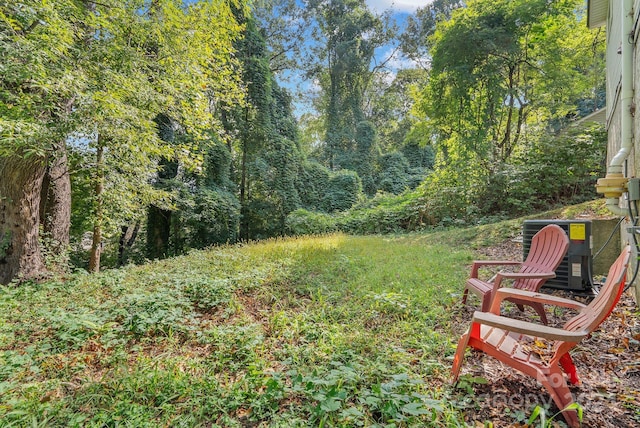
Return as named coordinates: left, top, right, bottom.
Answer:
left=523, top=220, right=593, bottom=292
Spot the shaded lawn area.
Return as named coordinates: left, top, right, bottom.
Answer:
left=0, top=232, right=638, bottom=427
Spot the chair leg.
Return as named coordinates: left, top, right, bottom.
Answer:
left=559, top=353, right=580, bottom=385
left=560, top=407, right=580, bottom=428
left=451, top=330, right=471, bottom=382
left=481, top=291, right=492, bottom=312
left=461, top=287, right=469, bottom=305
left=539, top=369, right=579, bottom=428
left=529, top=302, right=548, bottom=325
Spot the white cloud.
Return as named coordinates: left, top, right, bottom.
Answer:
left=365, top=0, right=430, bottom=13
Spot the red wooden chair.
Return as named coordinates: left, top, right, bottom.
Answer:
left=462, top=224, right=570, bottom=324
left=452, top=246, right=631, bottom=428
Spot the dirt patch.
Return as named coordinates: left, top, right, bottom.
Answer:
left=475, top=238, right=524, bottom=261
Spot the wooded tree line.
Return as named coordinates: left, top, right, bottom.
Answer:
left=0, top=0, right=605, bottom=284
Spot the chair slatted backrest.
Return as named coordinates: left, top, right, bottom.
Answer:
left=516, top=224, right=570, bottom=292
left=563, top=246, right=630, bottom=334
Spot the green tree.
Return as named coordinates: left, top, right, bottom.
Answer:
left=322, top=169, right=362, bottom=212
left=365, top=68, right=428, bottom=152
left=82, top=0, right=245, bottom=271
left=171, top=140, right=240, bottom=251
left=253, top=0, right=307, bottom=75
left=414, top=0, right=604, bottom=216
left=146, top=115, right=179, bottom=261
left=221, top=15, right=303, bottom=240
left=0, top=0, right=84, bottom=283
left=306, top=0, right=390, bottom=171
left=0, top=0, right=246, bottom=282
left=400, top=0, right=464, bottom=69
left=353, top=121, right=378, bottom=196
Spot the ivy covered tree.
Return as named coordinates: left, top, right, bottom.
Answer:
left=219, top=14, right=303, bottom=241
left=146, top=115, right=179, bottom=261
left=170, top=139, right=241, bottom=252
left=305, top=0, right=391, bottom=172
left=353, top=121, right=378, bottom=196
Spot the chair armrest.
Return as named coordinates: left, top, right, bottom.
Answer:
left=470, top=260, right=521, bottom=278
left=497, top=272, right=555, bottom=280
left=490, top=272, right=555, bottom=294
left=489, top=288, right=587, bottom=314
left=472, top=311, right=587, bottom=342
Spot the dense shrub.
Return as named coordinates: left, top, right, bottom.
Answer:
left=377, top=152, right=411, bottom=195
left=297, top=163, right=364, bottom=213
left=323, top=170, right=363, bottom=212
left=354, top=121, right=379, bottom=196
left=289, top=126, right=605, bottom=236
left=175, top=186, right=241, bottom=249
left=339, top=192, right=428, bottom=234
left=401, top=140, right=435, bottom=170
left=285, top=209, right=339, bottom=235
left=297, top=161, right=331, bottom=211
left=287, top=191, right=430, bottom=236
left=509, top=125, right=606, bottom=211
left=411, top=125, right=607, bottom=224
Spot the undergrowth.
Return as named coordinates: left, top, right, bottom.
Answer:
left=0, top=205, right=613, bottom=426
left=0, top=232, right=479, bottom=426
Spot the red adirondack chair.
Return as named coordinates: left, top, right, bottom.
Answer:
left=452, top=246, right=631, bottom=428
left=462, top=224, right=570, bottom=324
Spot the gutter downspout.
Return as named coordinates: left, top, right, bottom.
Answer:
left=596, top=0, right=634, bottom=216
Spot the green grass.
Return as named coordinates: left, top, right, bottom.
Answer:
left=0, top=204, right=605, bottom=427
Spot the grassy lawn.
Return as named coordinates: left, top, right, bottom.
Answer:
left=2, top=202, right=623, bottom=427
left=0, top=231, right=483, bottom=427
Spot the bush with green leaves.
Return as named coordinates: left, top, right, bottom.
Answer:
left=286, top=191, right=430, bottom=236
left=409, top=125, right=606, bottom=225
left=377, top=151, right=411, bottom=195
left=285, top=209, right=339, bottom=235
left=322, top=169, right=363, bottom=212
left=174, top=186, right=241, bottom=250
left=297, top=160, right=332, bottom=212
left=354, top=121, right=379, bottom=196
left=400, top=139, right=435, bottom=170
left=508, top=124, right=606, bottom=212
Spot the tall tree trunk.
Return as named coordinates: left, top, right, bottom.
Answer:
left=239, top=107, right=250, bottom=241
left=89, top=141, right=104, bottom=273
left=239, top=140, right=250, bottom=241
left=0, top=154, right=48, bottom=284
left=147, top=206, right=172, bottom=259
left=146, top=159, right=176, bottom=259
left=118, top=221, right=140, bottom=266
left=146, top=114, right=177, bottom=259
left=39, top=141, right=71, bottom=269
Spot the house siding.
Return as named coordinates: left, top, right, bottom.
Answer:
left=605, top=0, right=622, bottom=122
left=589, top=0, right=609, bottom=27
left=592, top=0, right=640, bottom=302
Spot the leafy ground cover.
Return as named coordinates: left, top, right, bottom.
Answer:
left=1, top=202, right=639, bottom=427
